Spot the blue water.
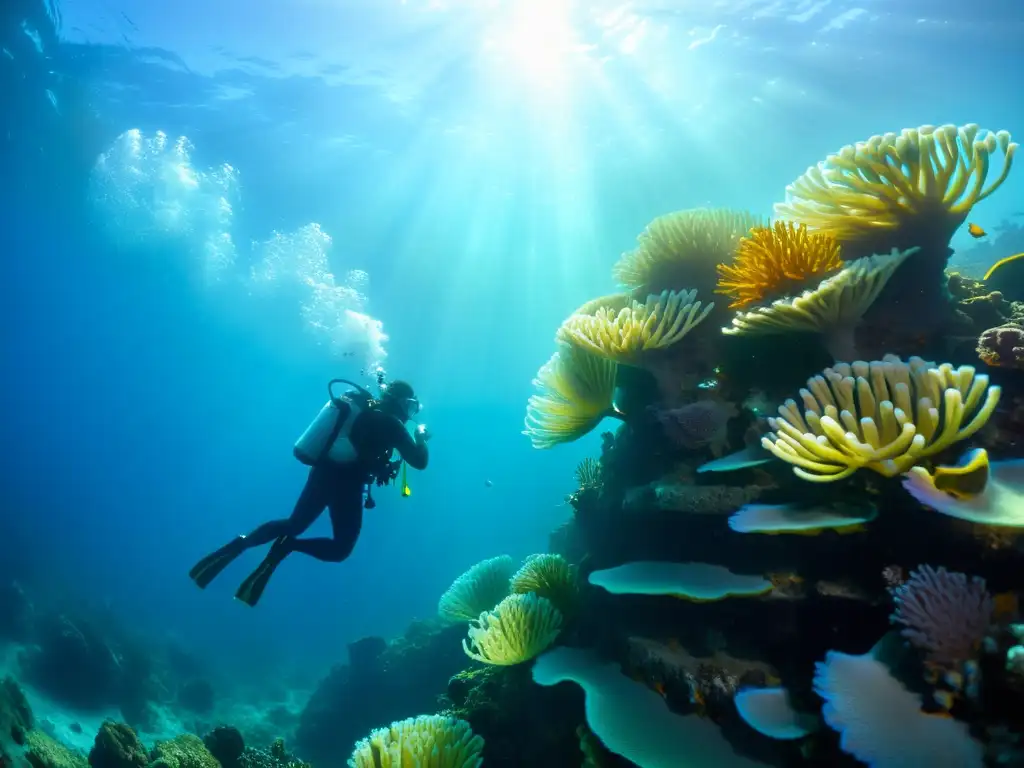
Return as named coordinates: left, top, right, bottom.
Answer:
left=1, top=0, right=1023, bottom=726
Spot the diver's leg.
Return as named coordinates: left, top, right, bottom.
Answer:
left=233, top=467, right=339, bottom=605
left=192, top=467, right=329, bottom=590
left=288, top=474, right=364, bottom=562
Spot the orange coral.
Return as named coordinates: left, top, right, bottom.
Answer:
left=715, top=221, right=843, bottom=309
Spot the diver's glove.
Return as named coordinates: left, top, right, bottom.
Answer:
left=416, top=424, right=432, bottom=442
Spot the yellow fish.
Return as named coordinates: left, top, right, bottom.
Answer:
left=967, top=222, right=986, bottom=238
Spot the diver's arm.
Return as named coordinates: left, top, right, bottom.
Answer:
left=385, top=415, right=429, bottom=470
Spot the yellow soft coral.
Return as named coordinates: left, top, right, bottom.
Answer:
left=613, top=208, right=764, bottom=296
left=716, top=222, right=843, bottom=309
left=762, top=355, right=1001, bottom=482
left=723, top=248, right=914, bottom=361
left=463, top=593, right=563, bottom=665
left=348, top=715, right=484, bottom=768
left=511, top=553, right=580, bottom=618
left=558, top=289, right=713, bottom=366
left=438, top=555, right=514, bottom=622
left=523, top=342, right=618, bottom=449
left=774, top=124, right=1016, bottom=255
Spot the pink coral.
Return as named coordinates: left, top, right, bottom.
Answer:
left=890, top=565, right=993, bottom=665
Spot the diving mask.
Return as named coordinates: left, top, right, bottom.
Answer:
left=401, top=397, right=421, bottom=421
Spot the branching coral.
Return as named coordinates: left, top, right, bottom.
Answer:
left=775, top=124, right=1017, bottom=257
left=438, top=555, right=515, bottom=623
left=762, top=355, right=1001, bottom=482
left=510, top=554, right=580, bottom=618
left=977, top=323, right=1024, bottom=368
left=716, top=221, right=843, bottom=309
left=463, top=593, right=563, bottom=666
left=613, top=208, right=764, bottom=296
left=890, top=565, right=993, bottom=665
left=557, top=289, right=714, bottom=366
left=347, top=715, right=484, bottom=768
left=523, top=342, right=618, bottom=449
left=722, top=247, right=914, bottom=361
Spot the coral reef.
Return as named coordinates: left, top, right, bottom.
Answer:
left=511, top=117, right=1024, bottom=768
left=88, top=722, right=148, bottom=768
left=293, top=619, right=469, bottom=767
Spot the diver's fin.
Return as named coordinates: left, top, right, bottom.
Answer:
left=235, top=538, right=290, bottom=607
left=189, top=535, right=248, bottom=589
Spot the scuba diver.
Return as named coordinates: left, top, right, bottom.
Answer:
left=188, top=376, right=430, bottom=607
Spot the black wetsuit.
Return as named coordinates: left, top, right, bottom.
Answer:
left=189, top=396, right=429, bottom=606
left=241, top=403, right=429, bottom=562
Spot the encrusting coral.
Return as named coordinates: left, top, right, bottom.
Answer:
left=523, top=342, right=618, bottom=449
left=716, top=221, right=843, bottom=310
left=722, top=247, right=914, bottom=361
left=762, top=355, right=1001, bottom=481
left=977, top=323, right=1024, bottom=368
left=613, top=207, right=763, bottom=297
left=557, top=288, right=714, bottom=366
left=463, top=593, right=563, bottom=666
left=347, top=715, right=484, bottom=768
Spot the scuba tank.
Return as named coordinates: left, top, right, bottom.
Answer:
left=293, top=378, right=374, bottom=466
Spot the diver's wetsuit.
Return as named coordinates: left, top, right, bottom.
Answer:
left=189, top=400, right=428, bottom=605
left=244, top=405, right=428, bottom=561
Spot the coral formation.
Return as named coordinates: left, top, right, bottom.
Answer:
left=774, top=124, right=1016, bottom=258
left=890, top=565, right=993, bottom=665
left=88, top=722, right=148, bottom=768
left=762, top=355, right=1000, bottom=481
left=347, top=715, right=483, bottom=768
left=509, top=554, right=579, bottom=619
left=613, top=208, right=763, bottom=297
left=722, top=248, right=914, bottom=361
left=813, top=644, right=984, bottom=766
left=533, top=647, right=766, bottom=767
left=588, top=561, right=773, bottom=601
left=294, top=620, right=470, bottom=767
left=149, top=735, right=219, bottom=768
left=462, top=593, right=562, bottom=666
left=716, top=221, right=843, bottom=309
left=523, top=342, right=618, bottom=449
left=652, top=399, right=737, bottom=456
left=438, top=556, right=516, bottom=623
left=978, top=323, right=1024, bottom=368
left=557, top=288, right=714, bottom=366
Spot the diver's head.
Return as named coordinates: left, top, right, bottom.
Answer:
left=380, top=380, right=420, bottom=422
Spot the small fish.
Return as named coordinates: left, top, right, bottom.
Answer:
left=967, top=222, right=986, bottom=238
left=484, top=479, right=493, bottom=488
left=653, top=681, right=667, bottom=698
